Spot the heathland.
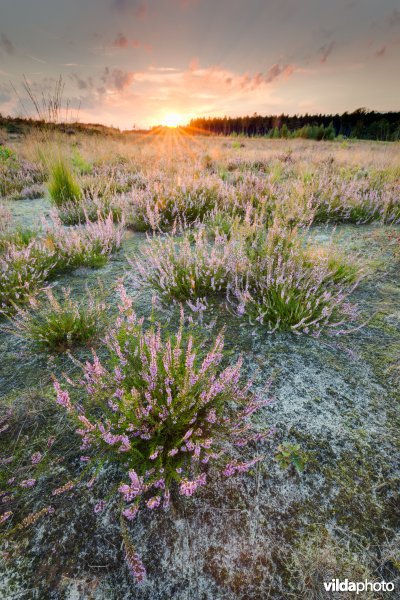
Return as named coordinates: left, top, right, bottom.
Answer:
left=0, top=128, right=399, bottom=599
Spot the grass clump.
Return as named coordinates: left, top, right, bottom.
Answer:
left=286, top=530, right=374, bottom=599
left=2, top=285, right=108, bottom=351
left=48, top=158, right=82, bottom=207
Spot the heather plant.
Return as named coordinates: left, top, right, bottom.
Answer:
left=0, top=149, right=45, bottom=198
left=53, top=288, right=270, bottom=581
left=229, top=223, right=361, bottom=335
left=305, top=171, right=400, bottom=225
left=3, top=285, right=108, bottom=351
left=0, top=243, right=50, bottom=316
left=127, top=176, right=224, bottom=231
left=56, top=195, right=124, bottom=226
left=0, top=214, right=123, bottom=315
left=43, top=212, right=124, bottom=272
left=48, top=157, right=82, bottom=207
left=136, top=229, right=242, bottom=301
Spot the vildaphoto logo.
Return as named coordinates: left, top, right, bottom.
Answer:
left=323, top=579, right=395, bottom=594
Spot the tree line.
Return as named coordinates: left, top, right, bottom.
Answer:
left=188, top=109, right=400, bottom=141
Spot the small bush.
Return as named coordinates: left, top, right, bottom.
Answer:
left=0, top=214, right=123, bottom=315
left=136, top=229, right=240, bottom=301
left=3, top=285, right=108, bottom=351
left=229, top=224, right=361, bottom=335
left=56, top=197, right=123, bottom=226
left=53, top=288, right=269, bottom=581
left=0, top=244, right=49, bottom=315
left=48, top=158, right=82, bottom=207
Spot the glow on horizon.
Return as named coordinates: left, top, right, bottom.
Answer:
left=161, top=113, right=187, bottom=128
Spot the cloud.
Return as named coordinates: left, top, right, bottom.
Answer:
left=264, top=63, right=295, bottom=83
left=375, top=46, right=386, bottom=57
left=112, top=33, right=150, bottom=51
left=0, top=33, right=15, bottom=55
left=387, top=9, right=400, bottom=29
left=101, top=67, right=135, bottom=91
left=318, top=41, right=335, bottom=63
left=110, top=0, right=147, bottom=17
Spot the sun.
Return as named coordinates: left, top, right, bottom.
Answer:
left=161, top=113, right=184, bottom=128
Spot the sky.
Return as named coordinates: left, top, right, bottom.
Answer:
left=0, top=0, right=399, bottom=129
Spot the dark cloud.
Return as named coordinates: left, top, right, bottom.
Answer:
left=110, top=0, right=147, bottom=17
left=375, top=46, right=386, bottom=58
left=113, top=33, right=129, bottom=48
left=264, top=63, right=294, bottom=83
left=71, top=73, right=95, bottom=90
left=387, top=9, right=400, bottom=29
left=101, top=67, right=135, bottom=90
left=112, top=33, right=142, bottom=49
left=0, top=33, right=15, bottom=55
left=318, top=41, right=335, bottom=63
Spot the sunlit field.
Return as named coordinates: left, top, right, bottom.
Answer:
left=1, top=128, right=399, bottom=598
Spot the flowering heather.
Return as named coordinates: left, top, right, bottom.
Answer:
left=53, top=288, right=269, bottom=581
left=0, top=243, right=50, bottom=316
left=0, top=212, right=122, bottom=317
left=0, top=150, right=45, bottom=198
left=127, top=175, right=225, bottom=231
left=304, top=171, right=400, bottom=225
left=136, top=228, right=244, bottom=301
left=228, top=223, right=361, bottom=335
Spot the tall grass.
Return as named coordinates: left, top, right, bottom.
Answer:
left=48, top=158, right=82, bottom=207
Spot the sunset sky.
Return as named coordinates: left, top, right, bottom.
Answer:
left=1, top=0, right=399, bottom=129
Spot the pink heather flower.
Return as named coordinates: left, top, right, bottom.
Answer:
left=206, top=409, right=217, bottom=423
left=20, top=479, right=36, bottom=488
left=7, top=477, right=15, bottom=485
left=94, top=500, right=106, bottom=513
left=108, top=400, right=119, bottom=412
left=149, top=450, right=159, bottom=460
left=47, top=436, right=55, bottom=448
left=146, top=496, right=161, bottom=510
left=163, top=489, right=171, bottom=509
left=182, top=429, right=193, bottom=441
left=31, top=452, right=42, bottom=465
left=122, top=504, right=139, bottom=521
left=179, top=479, right=198, bottom=497
left=80, top=456, right=90, bottom=462
left=54, top=381, right=73, bottom=412
left=0, top=511, right=12, bottom=525
left=223, top=463, right=236, bottom=477
left=168, top=448, right=178, bottom=457
left=125, top=548, right=146, bottom=583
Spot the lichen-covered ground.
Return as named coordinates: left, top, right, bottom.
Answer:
left=0, top=134, right=399, bottom=598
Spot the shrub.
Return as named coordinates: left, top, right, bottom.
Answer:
left=127, top=177, right=224, bottom=232
left=56, top=196, right=123, bottom=226
left=53, top=288, right=269, bottom=581
left=3, top=285, right=108, bottom=351
left=44, top=213, right=124, bottom=272
left=228, top=224, right=361, bottom=335
left=0, top=214, right=123, bottom=315
left=0, top=244, right=49, bottom=315
left=136, top=229, right=241, bottom=301
left=48, top=158, right=82, bottom=207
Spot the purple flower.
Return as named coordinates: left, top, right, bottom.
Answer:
left=20, top=479, right=36, bottom=488
left=94, top=500, right=106, bottom=513
left=31, top=452, right=42, bottom=464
